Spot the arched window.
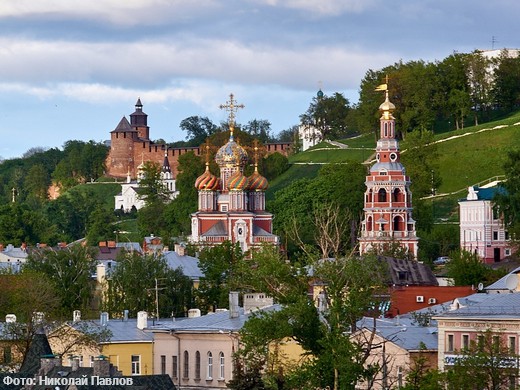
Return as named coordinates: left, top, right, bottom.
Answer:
left=195, top=351, right=201, bottom=380
left=367, top=216, right=373, bottom=232
left=393, top=216, right=402, bottom=231
left=219, top=352, right=225, bottom=379
left=378, top=188, right=387, bottom=202
left=207, top=352, right=213, bottom=379
left=183, top=351, right=189, bottom=379
left=392, top=188, right=400, bottom=202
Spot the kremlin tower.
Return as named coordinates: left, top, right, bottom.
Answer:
left=189, top=94, right=278, bottom=251
left=358, top=83, right=419, bottom=258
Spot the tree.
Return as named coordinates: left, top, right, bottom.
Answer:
left=102, top=251, right=193, bottom=318
left=493, top=149, right=520, bottom=243
left=300, top=92, right=353, bottom=142
left=24, top=164, right=50, bottom=202
left=243, top=119, right=272, bottom=143
left=25, top=245, right=97, bottom=316
left=195, top=241, right=244, bottom=312
left=137, top=161, right=170, bottom=206
left=164, top=151, right=204, bottom=237
left=492, top=50, right=520, bottom=112
left=260, top=152, right=289, bottom=181
left=86, top=204, right=116, bottom=245
left=179, top=116, right=218, bottom=146
left=0, top=269, right=110, bottom=372
left=445, top=329, right=518, bottom=390
left=446, top=250, right=504, bottom=287
left=236, top=247, right=388, bottom=390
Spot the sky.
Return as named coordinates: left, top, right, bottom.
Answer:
left=0, top=0, right=517, bottom=159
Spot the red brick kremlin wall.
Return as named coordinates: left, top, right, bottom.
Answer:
left=107, top=132, right=291, bottom=179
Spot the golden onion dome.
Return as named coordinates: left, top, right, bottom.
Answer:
left=247, top=170, right=268, bottom=191
left=227, top=170, right=248, bottom=191
left=195, top=167, right=220, bottom=191
left=215, top=139, right=248, bottom=168
left=379, top=91, right=396, bottom=113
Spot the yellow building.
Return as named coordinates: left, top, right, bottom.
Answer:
left=49, top=311, right=154, bottom=376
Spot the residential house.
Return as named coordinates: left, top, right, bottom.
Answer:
left=355, top=316, right=438, bottom=389
left=148, top=292, right=277, bottom=390
left=459, top=185, right=512, bottom=263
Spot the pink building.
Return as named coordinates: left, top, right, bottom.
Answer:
left=359, top=87, right=419, bottom=258
left=459, top=185, right=512, bottom=263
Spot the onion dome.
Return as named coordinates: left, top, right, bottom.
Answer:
left=227, top=170, right=248, bottom=191
left=247, top=170, right=268, bottom=191
left=195, top=166, right=220, bottom=191
left=215, top=139, right=248, bottom=168
left=379, top=90, right=395, bottom=113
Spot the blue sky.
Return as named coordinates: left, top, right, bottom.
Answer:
left=0, top=0, right=517, bottom=159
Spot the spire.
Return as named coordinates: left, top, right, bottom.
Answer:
left=253, top=139, right=260, bottom=172
left=219, top=93, right=244, bottom=141
left=203, top=139, right=211, bottom=171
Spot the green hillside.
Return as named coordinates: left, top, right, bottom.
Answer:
left=268, top=111, right=520, bottom=221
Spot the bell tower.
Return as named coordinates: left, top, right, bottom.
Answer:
left=358, top=81, right=419, bottom=258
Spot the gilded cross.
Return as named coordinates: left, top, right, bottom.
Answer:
left=219, top=94, right=244, bottom=138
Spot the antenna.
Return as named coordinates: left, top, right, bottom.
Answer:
left=491, top=36, right=498, bottom=50
left=505, top=274, right=518, bottom=291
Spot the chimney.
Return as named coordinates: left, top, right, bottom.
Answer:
left=123, top=310, right=129, bottom=321
left=99, top=241, right=107, bottom=247
left=5, top=314, right=16, bottom=323
left=229, top=291, right=240, bottom=319
left=93, top=355, right=110, bottom=377
left=107, top=241, right=116, bottom=248
left=97, top=263, right=106, bottom=284
left=137, top=311, right=148, bottom=329
left=100, top=312, right=109, bottom=326
left=73, top=310, right=81, bottom=322
left=71, top=356, right=80, bottom=371
left=188, top=309, right=201, bottom=318
left=174, top=244, right=185, bottom=257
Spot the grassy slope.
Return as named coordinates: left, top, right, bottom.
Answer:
left=268, top=111, right=520, bottom=220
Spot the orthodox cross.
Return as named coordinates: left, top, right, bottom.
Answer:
left=203, top=139, right=212, bottom=168
left=219, top=94, right=244, bottom=139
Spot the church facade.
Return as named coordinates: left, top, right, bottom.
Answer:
left=188, top=95, right=279, bottom=252
left=358, top=86, right=419, bottom=258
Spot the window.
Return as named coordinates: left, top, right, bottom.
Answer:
left=378, top=188, right=387, bottom=202
left=478, top=335, right=485, bottom=352
left=397, top=366, right=403, bottom=388
left=493, top=231, right=499, bottom=240
left=447, top=334, right=454, bottom=352
left=89, top=356, right=94, bottom=367
left=207, top=352, right=213, bottom=379
left=195, top=351, right=201, bottom=380
left=493, top=335, right=500, bottom=352
left=3, top=347, right=11, bottom=364
left=219, top=352, right=225, bottom=379
left=172, top=356, right=178, bottom=379
left=161, top=355, right=166, bottom=375
left=183, top=351, right=189, bottom=379
left=131, top=355, right=141, bottom=375
left=462, top=335, right=470, bottom=350
left=506, top=231, right=510, bottom=240
left=509, top=337, right=516, bottom=354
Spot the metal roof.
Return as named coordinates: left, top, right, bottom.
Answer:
left=434, top=292, right=520, bottom=319
left=163, top=251, right=204, bottom=280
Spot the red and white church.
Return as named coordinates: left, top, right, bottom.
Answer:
left=188, top=95, right=279, bottom=251
left=358, top=87, right=419, bottom=258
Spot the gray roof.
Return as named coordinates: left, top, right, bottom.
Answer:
left=203, top=221, right=227, bottom=236
left=163, top=251, right=203, bottom=280
left=434, top=292, right=520, bottom=319
left=370, top=161, right=405, bottom=173
left=116, top=242, right=142, bottom=252
left=357, top=316, right=438, bottom=351
left=253, top=224, right=276, bottom=237
left=150, top=305, right=281, bottom=333
left=485, top=266, right=520, bottom=291
left=72, top=319, right=154, bottom=343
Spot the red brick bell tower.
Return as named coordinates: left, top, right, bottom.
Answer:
left=358, top=83, right=419, bottom=258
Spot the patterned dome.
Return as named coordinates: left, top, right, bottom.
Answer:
left=215, top=139, right=248, bottom=168
left=247, top=170, right=268, bottom=191
left=195, top=167, right=220, bottom=191
left=227, top=170, right=248, bottom=191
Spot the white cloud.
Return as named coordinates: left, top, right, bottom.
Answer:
left=251, top=0, right=376, bottom=15
left=0, top=37, right=393, bottom=93
left=0, top=0, right=218, bottom=25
